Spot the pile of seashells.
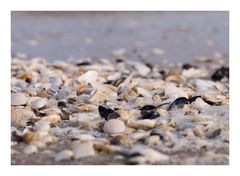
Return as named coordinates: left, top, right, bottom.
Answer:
left=11, top=56, right=229, bottom=165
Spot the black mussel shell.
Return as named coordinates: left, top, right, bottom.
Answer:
left=182, top=63, right=195, bottom=70
left=58, top=101, right=67, bottom=107
left=188, top=96, right=201, bottom=104
left=211, top=67, right=229, bottom=81
left=139, top=105, right=157, bottom=111
left=207, top=129, right=221, bottom=139
left=98, top=105, right=120, bottom=120
left=169, top=97, right=189, bottom=110
left=112, top=77, right=126, bottom=87
left=140, top=110, right=160, bottom=119
left=150, top=129, right=165, bottom=140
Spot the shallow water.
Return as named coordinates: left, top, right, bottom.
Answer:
left=11, top=11, right=229, bottom=63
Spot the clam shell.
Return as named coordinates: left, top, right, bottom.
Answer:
left=11, top=93, right=28, bottom=106
left=40, top=114, right=61, bottom=123
left=31, top=98, right=47, bottom=109
left=164, top=85, right=188, bottom=99
left=103, top=119, right=125, bottom=134
left=11, top=108, right=36, bottom=127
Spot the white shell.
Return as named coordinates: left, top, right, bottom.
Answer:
left=136, top=87, right=152, bottom=98
left=78, top=70, right=98, bottom=85
left=72, top=141, right=95, bottom=159
left=31, top=98, right=47, bottom=109
left=164, top=85, right=188, bottom=98
left=11, top=108, right=36, bottom=127
left=103, top=119, right=125, bottom=134
left=11, top=93, right=28, bottom=105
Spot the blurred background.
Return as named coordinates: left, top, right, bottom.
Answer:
left=11, top=11, right=229, bottom=63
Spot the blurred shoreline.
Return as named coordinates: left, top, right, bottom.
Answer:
left=11, top=11, right=229, bottom=64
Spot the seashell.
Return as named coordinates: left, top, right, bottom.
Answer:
left=11, top=93, right=28, bottom=106
left=98, top=105, right=120, bottom=120
left=193, top=127, right=205, bottom=137
left=156, top=109, right=168, bottom=116
left=46, top=99, right=58, bottom=107
left=182, top=68, right=208, bottom=78
left=78, top=70, right=98, bottom=85
left=139, top=105, right=160, bottom=119
left=127, top=119, right=156, bottom=130
left=75, top=104, right=95, bottom=112
left=136, top=87, right=152, bottom=97
left=23, top=131, right=40, bottom=144
left=11, top=128, right=23, bottom=142
left=107, top=72, right=122, bottom=81
left=57, top=101, right=67, bottom=107
left=34, top=121, right=50, bottom=133
left=128, top=131, right=149, bottom=142
left=169, top=97, right=189, bottom=110
left=150, top=128, right=165, bottom=140
left=211, top=67, right=229, bottom=81
left=117, top=109, right=130, bottom=122
left=145, top=135, right=160, bottom=145
left=23, top=145, right=38, bottom=154
left=70, top=134, right=95, bottom=142
left=94, top=143, right=113, bottom=153
left=139, top=105, right=157, bottom=111
left=164, top=85, right=188, bottom=99
left=128, top=61, right=151, bottom=76
left=111, top=77, right=126, bottom=87
left=40, top=114, right=61, bottom=123
left=193, top=79, right=216, bottom=92
left=11, top=108, right=36, bottom=127
left=55, top=88, right=77, bottom=100
left=191, top=97, right=209, bottom=109
left=110, top=134, right=130, bottom=145
left=125, top=145, right=169, bottom=164
left=74, top=83, right=86, bottom=94
left=16, top=72, right=33, bottom=80
left=165, top=71, right=184, bottom=82
left=103, top=119, right=125, bottom=134
left=188, top=96, right=202, bottom=103
left=206, top=129, right=221, bottom=139
left=31, top=98, right=47, bottom=109
left=54, top=149, right=73, bottom=162
left=72, top=141, right=95, bottom=159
